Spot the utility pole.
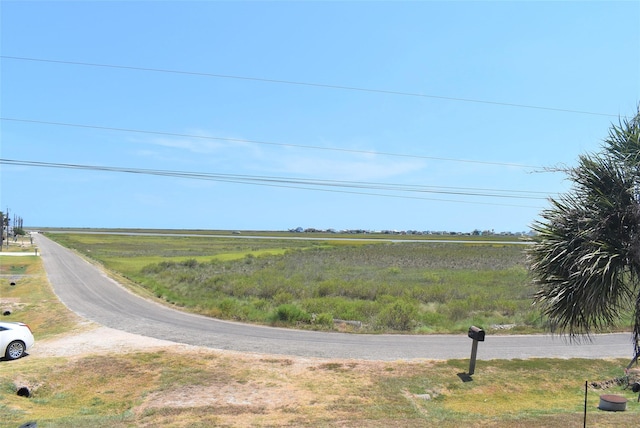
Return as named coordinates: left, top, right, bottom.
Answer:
left=5, top=207, right=9, bottom=249
left=0, top=211, right=3, bottom=251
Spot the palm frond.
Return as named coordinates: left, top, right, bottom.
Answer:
left=529, top=111, right=640, bottom=354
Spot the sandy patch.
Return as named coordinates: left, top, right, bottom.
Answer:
left=33, top=323, right=197, bottom=358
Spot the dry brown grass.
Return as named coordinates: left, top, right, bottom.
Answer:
left=3, top=333, right=640, bottom=427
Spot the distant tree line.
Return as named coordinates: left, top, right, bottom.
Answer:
left=0, top=209, right=26, bottom=250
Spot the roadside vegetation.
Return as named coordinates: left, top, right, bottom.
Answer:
left=46, top=232, right=575, bottom=334
left=2, top=237, right=639, bottom=426
left=0, top=254, right=78, bottom=338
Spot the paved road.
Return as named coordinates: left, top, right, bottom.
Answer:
left=33, top=234, right=634, bottom=361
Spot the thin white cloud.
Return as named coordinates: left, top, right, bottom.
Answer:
left=135, top=126, right=258, bottom=152
left=146, top=136, right=226, bottom=155
left=134, top=130, right=429, bottom=182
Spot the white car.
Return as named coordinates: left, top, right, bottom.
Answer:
left=0, top=322, right=35, bottom=360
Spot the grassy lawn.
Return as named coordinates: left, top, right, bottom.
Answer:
left=1, top=238, right=640, bottom=426
left=4, top=350, right=640, bottom=427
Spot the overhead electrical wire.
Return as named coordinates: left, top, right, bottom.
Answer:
left=0, top=117, right=543, bottom=170
left=1, top=55, right=569, bottom=210
left=0, top=55, right=621, bottom=118
left=0, top=159, right=551, bottom=208
left=2, top=56, right=607, bottom=170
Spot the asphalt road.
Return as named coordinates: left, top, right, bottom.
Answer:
left=34, top=234, right=635, bottom=361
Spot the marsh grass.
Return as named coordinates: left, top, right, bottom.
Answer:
left=47, top=233, right=546, bottom=334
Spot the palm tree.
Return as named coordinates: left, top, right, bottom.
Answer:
left=528, top=110, right=640, bottom=361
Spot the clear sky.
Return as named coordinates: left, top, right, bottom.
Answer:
left=1, top=1, right=639, bottom=233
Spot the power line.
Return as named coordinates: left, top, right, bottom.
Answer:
left=0, top=158, right=550, bottom=208
left=1, top=55, right=621, bottom=118
left=1, top=117, right=544, bottom=169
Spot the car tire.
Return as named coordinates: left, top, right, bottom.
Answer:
left=5, top=340, right=26, bottom=360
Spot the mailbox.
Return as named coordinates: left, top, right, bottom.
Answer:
left=468, top=326, right=485, bottom=342
left=466, top=326, right=485, bottom=376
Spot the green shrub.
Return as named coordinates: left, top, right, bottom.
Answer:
left=421, top=310, right=446, bottom=327
left=218, top=298, right=239, bottom=316
left=313, top=312, right=334, bottom=326
left=252, top=298, right=270, bottom=311
left=274, top=291, right=293, bottom=305
left=273, top=304, right=311, bottom=323
left=422, top=284, right=449, bottom=304
left=377, top=300, right=418, bottom=331
left=315, top=281, right=337, bottom=298
left=375, top=294, right=396, bottom=305
left=333, top=299, right=374, bottom=321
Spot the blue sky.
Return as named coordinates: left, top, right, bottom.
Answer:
left=1, top=1, right=639, bottom=232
